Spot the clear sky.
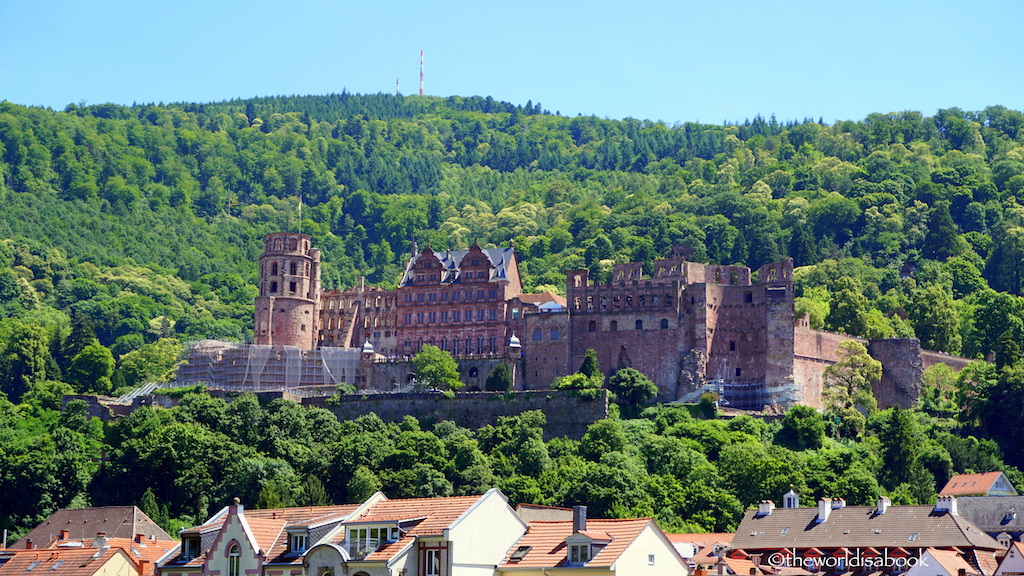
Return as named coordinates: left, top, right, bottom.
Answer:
left=2, top=0, right=1021, bottom=125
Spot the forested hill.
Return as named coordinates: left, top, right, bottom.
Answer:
left=3, top=95, right=1024, bottom=372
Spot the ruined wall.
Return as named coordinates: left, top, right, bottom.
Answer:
left=921, top=350, right=973, bottom=373
left=792, top=327, right=861, bottom=409
left=522, top=310, right=571, bottom=389
left=307, top=390, right=608, bottom=439
left=364, top=356, right=522, bottom=392
left=566, top=269, right=685, bottom=399
left=868, top=339, right=924, bottom=408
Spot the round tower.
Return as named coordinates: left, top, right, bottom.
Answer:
left=254, top=232, right=321, bottom=350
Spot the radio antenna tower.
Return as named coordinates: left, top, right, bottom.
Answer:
left=419, top=50, right=425, bottom=95
left=396, top=77, right=400, bottom=95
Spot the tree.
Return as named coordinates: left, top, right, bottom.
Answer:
left=908, top=284, right=962, bottom=354
left=826, top=277, right=870, bottom=337
left=607, top=368, right=658, bottom=417
left=413, top=345, right=462, bottom=390
left=0, top=323, right=51, bottom=402
left=922, top=200, right=966, bottom=260
left=66, top=343, right=115, bottom=395
left=777, top=405, right=825, bottom=450
left=485, top=362, right=513, bottom=392
left=822, top=340, right=881, bottom=414
left=579, top=349, right=601, bottom=380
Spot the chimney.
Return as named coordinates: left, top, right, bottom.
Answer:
left=817, top=498, right=832, bottom=523
left=935, top=495, right=959, bottom=516
left=135, top=534, right=145, bottom=544
left=877, top=497, right=891, bottom=514
left=138, top=559, right=150, bottom=575
left=831, top=498, right=846, bottom=510
left=572, top=506, right=587, bottom=533
left=757, top=501, right=775, bottom=516
left=94, top=532, right=107, bottom=548
left=233, top=497, right=244, bottom=515
left=25, top=540, right=33, bottom=550
left=59, top=530, right=69, bottom=540
left=750, top=569, right=758, bottom=576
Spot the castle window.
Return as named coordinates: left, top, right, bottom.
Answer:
left=290, top=262, right=297, bottom=275
left=428, top=312, right=436, bottom=323
left=429, top=293, right=437, bottom=302
left=271, top=262, right=278, bottom=275
left=489, top=309, right=497, bottom=320
left=588, top=321, right=597, bottom=332
left=626, top=295, right=633, bottom=307
left=730, top=271, right=739, bottom=285
left=745, top=291, right=753, bottom=303
left=328, top=299, right=335, bottom=310
left=289, top=281, right=296, bottom=292
left=441, top=292, right=449, bottom=301
left=476, top=310, right=484, bottom=321
left=574, top=297, right=581, bottom=310
left=404, top=313, right=412, bottom=324
left=735, top=368, right=742, bottom=377
left=416, top=312, right=424, bottom=323
left=600, top=298, right=607, bottom=309
left=635, top=319, right=643, bottom=330
left=477, top=290, right=485, bottom=300
left=512, top=308, right=519, bottom=319
left=639, top=295, right=645, bottom=308
left=587, top=296, right=593, bottom=310
left=270, top=281, right=278, bottom=293
left=652, top=296, right=659, bottom=305
left=661, top=319, right=669, bottom=329
left=489, top=289, right=497, bottom=299
left=453, top=311, right=460, bottom=322
left=610, top=320, right=618, bottom=331
left=730, top=340, right=736, bottom=351
left=550, top=329, right=560, bottom=340
left=472, top=259, right=479, bottom=266
left=533, top=328, right=542, bottom=340
left=574, top=275, right=581, bottom=288
left=441, top=311, right=449, bottom=323
left=417, top=293, right=425, bottom=302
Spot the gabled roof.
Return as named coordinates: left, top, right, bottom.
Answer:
left=498, top=518, right=653, bottom=568
left=943, top=473, right=1017, bottom=496
left=399, top=246, right=517, bottom=287
left=731, top=504, right=1003, bottom=551
left=0, top=547, right=138, bottom=576
left=48, top=537, right=177, bottom=574
left=12, top=507, right=171, bottom=549
left=348, top=495, right=484, bottom=562
left=921, top=548, right=979, bottom=576
left=957, top=497, right=1024, bottom=534
left=246, top=505, right=359, bottom=565
left=519, top=292, right=567, bottom=308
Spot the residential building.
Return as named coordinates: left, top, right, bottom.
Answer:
left=730, top=496, right=1005, bottom=575
left=957, top=496, right=1024, bottom=541
left=11, top=506, right=172, bottom=550
left=668, top=533, right=733, bottom=569
left=942, top=473, right=1020, bottom=497
left=905, top=548, right=983, bottom=576
left=0, top=547, right=146, bottom=576
left=496, top=506, right=688, bottom=575
left=305, top=488, right=526, bottom=576
left=995, top=541, right=1024, bottom=576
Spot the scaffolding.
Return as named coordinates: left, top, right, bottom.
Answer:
left=175, top=340, right=362, bottom=395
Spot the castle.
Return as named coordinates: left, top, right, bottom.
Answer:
left=183, top=231, right=971, bottom=409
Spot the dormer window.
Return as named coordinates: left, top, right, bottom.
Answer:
left=569, top=543, right=591, bottom=565
left=183, top=537, right=200, bottom=561
left=290, top=533, right=308, bottom=553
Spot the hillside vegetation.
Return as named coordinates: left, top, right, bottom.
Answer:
left=4, top=94, right=1024, bottom=539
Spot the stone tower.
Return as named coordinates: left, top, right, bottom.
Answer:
left=254, top=232, right=321, bottom=350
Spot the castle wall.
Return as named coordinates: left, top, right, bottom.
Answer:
left=868, top=339, right=925, bottom=409
left=921, top=350, right=973, bottom=373
left=791, top=327, right=860, bottom=409
left=307, top=390, right=608, bottom=440
left=566, top=269, right=685, bottom=399
left=521, top=310, right=571, bottom=389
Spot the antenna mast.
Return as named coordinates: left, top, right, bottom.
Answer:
left=419, top=50, right=424, bottom=95
left=396, top=77, right=400, bottom=95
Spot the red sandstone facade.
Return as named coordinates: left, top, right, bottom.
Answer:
left=254, top=233, right=969, bottom=407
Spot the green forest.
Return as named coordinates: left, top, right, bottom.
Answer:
left=4, top=94, right=1024, bottom=540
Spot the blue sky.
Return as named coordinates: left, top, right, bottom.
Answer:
left=2, top=0, right=1021, bottom=125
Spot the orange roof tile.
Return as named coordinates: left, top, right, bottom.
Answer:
left=46, top=537, right=177, bottom=574
left=941, top=472, right=1006, bottom=496
left=925, top=548, right=977, bottom=576
left=499, top=518, right=653, bottom=568
left=0, top=548, right=138, bottom=576
left=350, top=495, right=482, bottom=562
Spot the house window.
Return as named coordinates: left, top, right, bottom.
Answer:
left=291, top=533, right=308, bottom=553
left=183, top=538, right=200, bottom=560
left=648, top=554, right=656, bottom=565
left=228, top=545, right=240, bottom=576
left=425, top=549, right=440, bottom=576
left=569, top=544, right=590, bottom=565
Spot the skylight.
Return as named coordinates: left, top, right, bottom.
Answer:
left=509, top=546, right=531, bottom=562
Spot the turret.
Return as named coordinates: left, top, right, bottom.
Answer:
left=254, top=232, right=321, bottom=350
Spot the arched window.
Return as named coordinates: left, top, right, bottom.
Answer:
left=660, top=319, right=669, bottom=329
left=635, top=319, right=643, bottom=330
left=228, top=545, right=240, bottom=576
left=610, top=320, right=618, bottom=331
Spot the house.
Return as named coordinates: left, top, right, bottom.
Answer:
left=20, top=532, right=178, bottom=576
left=668, top=533, right=733, bottom=569
left=11, top=506, right=172, bottom=549
left=942, top=473, right=1019, bottom=497
left=157, top=499, right=371, bottom=576
left=0, top=547, right=147, bottom=576
left=730, top=496, right=1005, bottom=574
left=905, top=548, right=981, bottom=576
left=995, top=541, right=1024, bottom=576
left=496, top=506, right=688, bottom=575
left=305, top=488, right=526, bottom=576
left=956, top=496, right=1024, bottom=542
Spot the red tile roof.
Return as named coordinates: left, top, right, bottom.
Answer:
left=499, top=518, right=653, bottom=568
left=924, top=548, right=978, bottom=576
left=12, top=507, right=171, bottom=549
left=941, top=473, right=1007, bottom=496
left=46, top=537, right=177, bottom=575
left=0, top=548, right=138, bottom=576
left=350, top=495, right=482, bottom=562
